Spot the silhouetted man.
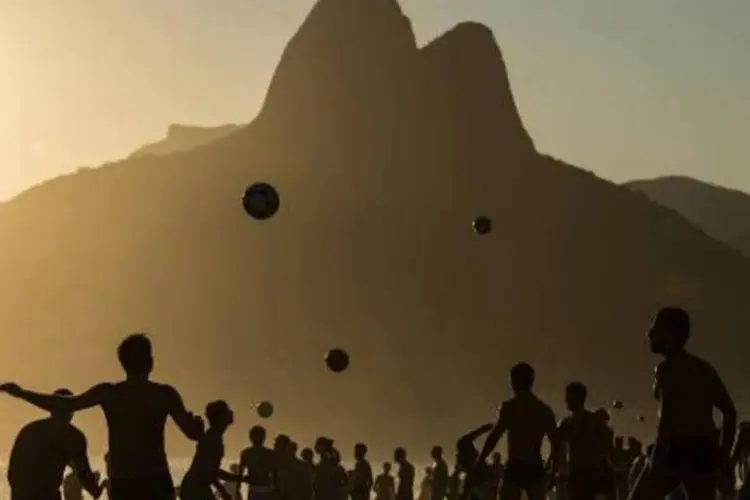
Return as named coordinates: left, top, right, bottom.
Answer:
left=181, top=400, right=247, bottom=500
left=474, top=362, right=558, bottom=500
left=558, top=382, right=613, bottom=500
left=1, top=333, right=205, bottom=500
left=394, top=447, right=415, bottom=500
left=239, top=425, right=279, bottom=500
left=7, top=388, right=103, bottom=500
left=628, top=307, right=737, bottom=500
left=350, top=443, right=374, bottom=500
left=430, top=446, right=449, bottom=500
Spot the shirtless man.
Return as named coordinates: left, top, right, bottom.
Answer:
left=239, top=425, right=279, bottom=500
left=299, top=447, right=316, bottom=500
left=474, top=362, right=558, bottom=500
left=628, top=307, right=737, bottom=500
left=394, top=447, right=415, bottom=500
left=1, top=333, right=205, bottom=500
left=181, top=401, right=249, bottom=500
left=350, top=443, right=374, bottom=500
left=430, top=446, right=450, bottom=500
left=7, top=388, right=103, bottom=500
left=557, top=382, right=613, bottom=500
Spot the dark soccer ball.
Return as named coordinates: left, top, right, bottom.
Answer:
left=325, top=348, right=349, bottom=373
left=472, top=216, right=492, bottom=235
left=256, top=401, right=274, bottom=419
left=612, top=399, right=624, bottom=410
left=242, top=182, right=280, bottom=220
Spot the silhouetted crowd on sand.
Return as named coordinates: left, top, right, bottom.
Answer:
left=2, top=307, right=750, bottom=500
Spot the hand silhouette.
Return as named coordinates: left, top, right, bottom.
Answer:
left=190, top=412, right=206, bottom=435
left=0, top=382, right=22, bottom=396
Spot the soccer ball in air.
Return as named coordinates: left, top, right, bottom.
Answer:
left=472, top=216, right=492, bottom=235
left=242, top=182, right=280, bottom=220
left=256, top=401, right=274, bottom=419
left=325, top=348, right=350, bottom=373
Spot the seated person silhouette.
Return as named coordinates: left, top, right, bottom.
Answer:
left=628, top=307, right=737, bottom=500
left=1, top=333, right=205, bottom=500
left=181, top=400, right=249, bottom=500
left=7, top=388, right=103, bottom=500
left=474, top=362, right=558, bottom=500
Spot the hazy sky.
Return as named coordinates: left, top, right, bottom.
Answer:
left=0, top=0, right=748, bottom=201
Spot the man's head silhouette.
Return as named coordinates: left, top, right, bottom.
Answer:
left=118, top=333, right=153, bottom=378
left=52, top=388, right=74, bottom=421
left=510, top=362, right=535, bottom=394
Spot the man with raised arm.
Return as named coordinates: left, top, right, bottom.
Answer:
left=1, top=333, right=205, bottom=500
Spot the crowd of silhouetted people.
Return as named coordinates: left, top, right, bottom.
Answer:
left=2, top=307, right=750, bottom=500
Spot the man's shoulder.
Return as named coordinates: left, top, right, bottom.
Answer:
left=558, top=414, right=574, bottom=428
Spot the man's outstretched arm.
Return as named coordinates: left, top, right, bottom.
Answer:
left=163, top=384, right=204, bottom=441
left=0, top=382, right=108, bottom=414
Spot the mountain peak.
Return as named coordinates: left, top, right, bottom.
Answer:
left=260, top=0, right=532, bottom=156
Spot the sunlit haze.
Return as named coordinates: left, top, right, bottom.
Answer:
left=0, top=0, right=748, bottom=201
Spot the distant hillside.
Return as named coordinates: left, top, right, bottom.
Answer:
left=1, top=0, right=749, bottom=458
left=626, top=176, right=750, bottom=257
left=129, top=124, right=241, bottom=158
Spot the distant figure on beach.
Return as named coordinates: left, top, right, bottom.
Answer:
left=299, top=448, right=316, bottom=500
left=418, top=467, right=433, bottom=500
left=446, top=461, right=462, bottom=500
left=394, top=447, right=415, bottom=500
left=62, top=469, right=83, bottom=500
left=350, top=443, right=374, bottom=500
left=181, top=400, right=248, bottom=500
left=557, top=381, right=613, bottom=500
left=6, top=388, right=103, bottom=500
left=331, top=448, right=350, bottom=500
left=239, top=425, right=278, bottom=500
left=430, top=446, right=449, bottom=500
left=1, top=333, right=204, bottom=500
left=628, top=307, right=737, bottom=500
left=374, top=462, right=396, bottom=500
left=474, top=362, right=558, bottom=500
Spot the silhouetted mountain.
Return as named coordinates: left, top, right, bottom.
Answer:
left=129, top=124, right=241, bottom=158
left=626, top=176, right=750, bottom=257
left=1, top=0, right=749, bottom=457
